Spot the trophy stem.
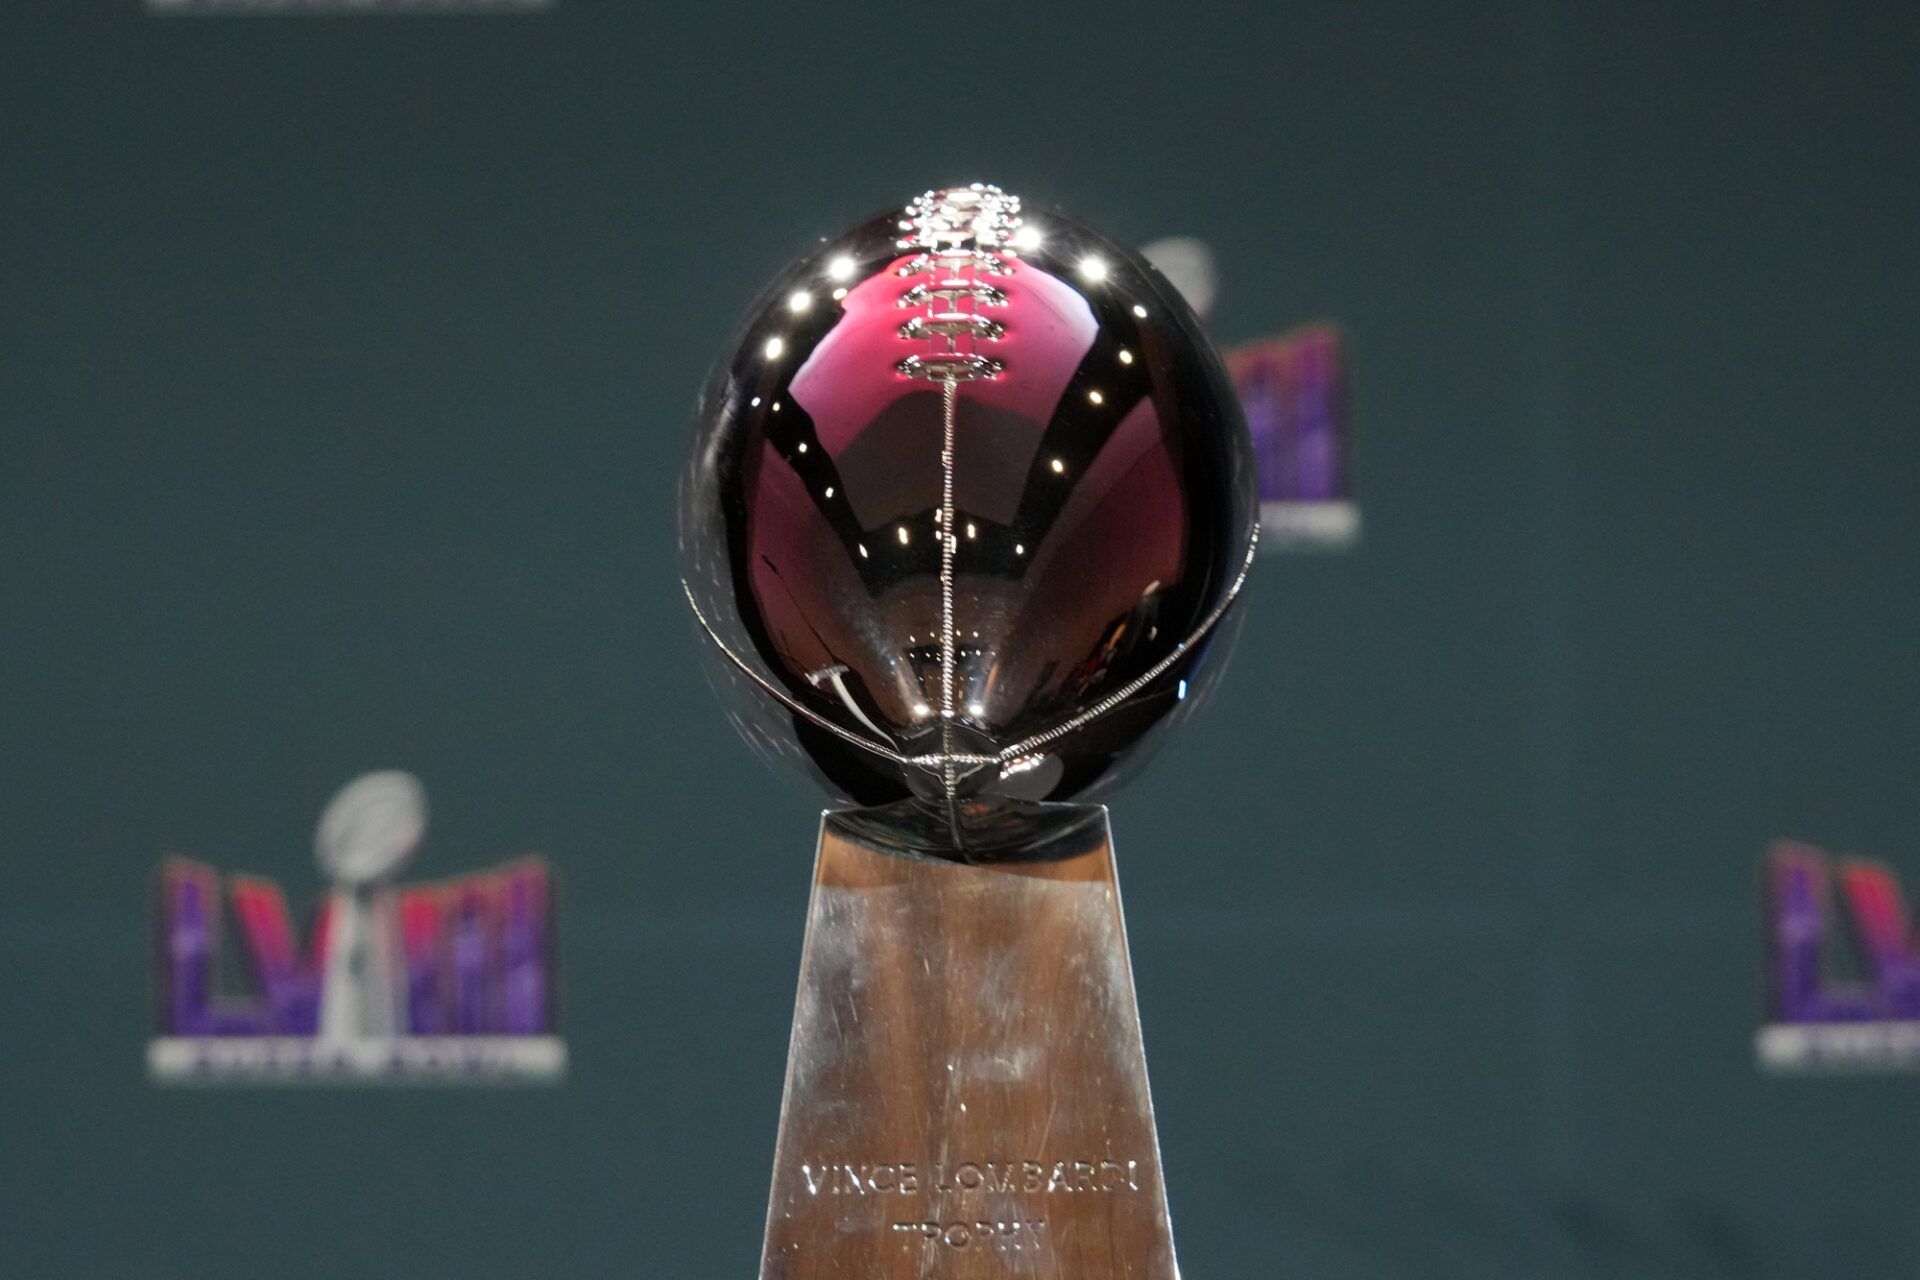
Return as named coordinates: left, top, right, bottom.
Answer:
left=759, top=808, right=1178, bottom=1279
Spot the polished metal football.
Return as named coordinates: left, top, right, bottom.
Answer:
left=680, top=184, right=1256, bottom=851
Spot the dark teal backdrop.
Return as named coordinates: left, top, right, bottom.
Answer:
left=5, top=2, right=1918, bottom=1276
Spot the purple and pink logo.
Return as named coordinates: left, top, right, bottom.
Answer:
left=1137, top=235, right=1356, bottom=553
left=1759, top=840, right=1920, bottom=1071
left=150, top=771, right=563, bottom=1084
left=1225, top=323, right=1356, bottom=550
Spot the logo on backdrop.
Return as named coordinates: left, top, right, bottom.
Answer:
left=149, top=771, right=564, bottom=1084
left=1140, top=236, right=1357, bottom=553
left=1758, top=840, right=1920, bottom=1072
left=147, top=0, right=551, bottom=14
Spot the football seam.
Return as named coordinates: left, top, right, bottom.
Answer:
left=895, top=184, right=1023, bottom=811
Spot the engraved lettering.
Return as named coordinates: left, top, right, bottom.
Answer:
left=802, top=1157, right=1143, bottom=1200
left=892, top=1220, right=1051, bottom=1250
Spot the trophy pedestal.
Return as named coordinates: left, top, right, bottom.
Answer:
left=760, top=808, right=1177, bottom=1279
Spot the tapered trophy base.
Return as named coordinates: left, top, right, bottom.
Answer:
left=760, top=807, right=1178, bottom=1279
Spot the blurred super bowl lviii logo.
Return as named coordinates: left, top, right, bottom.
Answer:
left=1759, top=840, right=1920, bottom=1072
left=150, top=771, right=563, bottom=1085
left=1142, top=236, right=1356, bottom=553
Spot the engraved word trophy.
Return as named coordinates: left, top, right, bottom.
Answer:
left=680, top=184, right=1257, bottom=1278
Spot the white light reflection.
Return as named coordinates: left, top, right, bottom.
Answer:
left=1118, top=348, right=1134, bottom=365
left=1001, top=754, right=1043, bottom=779
left=1131, top=304, right=1149, bottom=319
left=1049, top=457, right=1066, bottom=474
left=826, top=256, right=857, bottom=281
left=1010, top=224, right=1043, bottom=253
left=896, top=525, right=910, bottom=545
left=1087, top=389, right=1104, bottom=405
left=764, top=336, right=784, bottom=359
left=787, top=291, right=812, bottom=313
left=808, top=664, right=891, bottom=742
left=1077, top=256, right=1109, bottom=283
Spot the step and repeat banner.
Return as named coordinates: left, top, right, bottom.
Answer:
left=6, top=2, right=1919, bottom=1277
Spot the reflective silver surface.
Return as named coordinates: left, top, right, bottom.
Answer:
left=761, top=810, right=1176, bottom=1279
left=680, top=184, right=1257, bottom=854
